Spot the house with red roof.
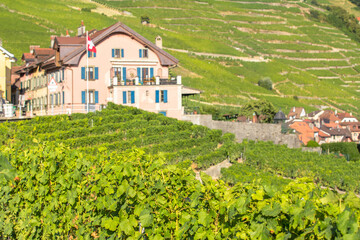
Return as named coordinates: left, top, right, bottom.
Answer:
left=287, top=107, right=306, bottom=120
left=288, top=121, right=319, bottom=145
left=14, top=21, right=184, bottom=119
left=340, top=122, right=360, bottom=143
left=336, top=112, right=358, bottom=123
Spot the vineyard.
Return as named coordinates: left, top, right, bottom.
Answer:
left=0, top=104, right=359, bottom=238
left=2, top=0, right=360, bottom=114
left=223, top=140, right=360, bottom=193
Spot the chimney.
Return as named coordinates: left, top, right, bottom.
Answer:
left=335, top=110, right=337, bottom=115
left=66, top=30, right=70, bottom=37
left=155, top=35, right=162, bottom=49
left=252, top=112, right=258, bottom=123
left=77, top=20, right=86, bottom=36
left=29, top=45, right=40, bottom=54
left=50, top=35, right=56, bottom=48
left=293, top=107, right=295, bottom=112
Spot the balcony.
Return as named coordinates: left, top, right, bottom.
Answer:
left=108, top=76, right=181, bottom=87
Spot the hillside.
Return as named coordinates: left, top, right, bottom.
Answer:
left=0, top=105, right=359, bottom=238
left=1, top=0, right=360, bottom=114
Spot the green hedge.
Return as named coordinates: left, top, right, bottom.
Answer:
left=321, top=142, right=360, bottom=162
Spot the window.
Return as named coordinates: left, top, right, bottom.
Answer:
left=112, top=48, right=124, bottom=58
left=81, top=90, right=99, bottom=104
left=137, top=67, right=154, bottom=80
left=50, top=94, right=54, bottom=105
left=81, top=67, right=98, bottom=80
left=139, top=48, right=148, bottom=58
left=155, top=90, right=168, bottom=103
left=122, top=91, right=135, bottom=104
left=88, top=51, right=96, bottom=58
left=55, top=93, right=58, bottom=105
left=113, top=67, right=121, bottom=79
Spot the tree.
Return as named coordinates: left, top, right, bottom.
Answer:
left=141, top=16, right=150, bottom=24
left=258, top=77, right=273, bottom=90
left=239, top=100, right=277, bottom=123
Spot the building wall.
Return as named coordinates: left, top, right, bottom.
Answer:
left=68, top=33, right=170, bottom=108
left=183, top=115, right=301, bottom=148
left=19, top=32, right=178, bottom=117
left=112, top=84, right=182, bottom=119
left=0, top=50, right=12, bottom=101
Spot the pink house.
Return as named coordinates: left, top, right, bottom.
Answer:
left=15, top=22, right=183, bottom=119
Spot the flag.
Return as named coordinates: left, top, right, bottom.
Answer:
left=87, top=36, right=96, bottom=53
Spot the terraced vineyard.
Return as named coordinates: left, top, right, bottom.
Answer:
left=222, top=140, right=360, bottom=193
left=0, top=104, right=241, bottom=170
left=1, top=0, right=360, bottom=114
left=0, top=105, right=360, bottom=238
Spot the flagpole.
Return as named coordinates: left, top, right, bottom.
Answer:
left=86, top=31, right=89, bottom=113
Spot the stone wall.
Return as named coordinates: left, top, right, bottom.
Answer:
left=183, top=115, right=301, bottom=148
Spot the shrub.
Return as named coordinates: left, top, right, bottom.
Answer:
left=81, top=8, right=92, bottom=12
left=258, top=77, right=273, bottom=90
left=141, top=16, right=150, bottom=24
left=306, top=140, right=320, bottom=147
left=321, top=142, right=360, bottom=161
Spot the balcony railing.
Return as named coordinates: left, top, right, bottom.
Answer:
left=108, top=76, right=181, bottom=87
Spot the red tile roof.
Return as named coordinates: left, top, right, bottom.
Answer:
left=33, top=48, right=55, bottom=56
left=22, top=52, right=34, bottom=59
left=55, top=37, right=85, bottom=45
left=288, top=107, right=305, bottom=119
left=289, top=121, right=317, bottom=145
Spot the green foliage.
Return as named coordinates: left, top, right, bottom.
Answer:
left=0, top=105, right=360, bottom=238
left=0, top=154, right=16, bottom=181
left=258, top=77, right=273, bottom=90
left=1, top=0, right=360, bottom=112
left=141, top=15, right=150, bottom=23
left=306, top=140, right=320, bottom=148
left=1, top=144, right=359, bottom=238
left=240, top=140, right=360, bottom=192
left=321, top=142, right=360, bottom=161
left=81, top=7, right=92, bottom=12
left=239, top=100, right=277, bottom=123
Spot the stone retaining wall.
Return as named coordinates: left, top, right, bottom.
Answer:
left=183, top=114, right=301, bottom=148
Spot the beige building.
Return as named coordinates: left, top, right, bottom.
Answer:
left=0, top=41, right=17, bottom=102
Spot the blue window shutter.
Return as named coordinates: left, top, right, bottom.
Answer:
left=131, top=91, right=135, bottom=104
left=121, top=49, right=124, bottom=58
left=123, top=91, right=127, bottom=104
left=123, top=67, right=126, bottom=81
left=159, top=111, right=166, bottom=116
left=95, top=91, right=99, bottom=104
left=155, top=90, right=159, bottom=103
left=150, top=68, right=154, bottom=78
left=112, top=49, right=115, bottom=58
left=62, top=91, right=65, bottom=104
left=164, top=90, right=168, bottom=103
left=94, top=52, right=96, bottom=57
left=81, top=67, right=85, bottom=79
left=88, top=51, right=90, bottom=57
left=81, top=91, right=85, bottom=104
left=137, top=67, right=141, bottom=78
left=139, top=49, right=142, bottom=58
left=95, top=67, right=99, bottom=80
left=62, top=69, right=64, bottom=81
